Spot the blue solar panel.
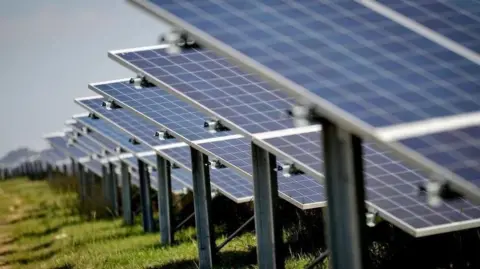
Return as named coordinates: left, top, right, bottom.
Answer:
left=83, top=160, right=103, bottom=177
left=200, top=137, right=325, bottom=208
left=149, top=0, right=480, bottom=128
left=123, top=156, right=139, bottom=169
left=111, top=48, right=296, bottom=134
left=172, top=168, right=193, bottom=190
left=152, top=145, right=253, bottom=202
left=71, top=133, right=104, bottom=157
left=262, top=131, right=480, bottom=235
left=399, top=126, right=480, bottom=187
left=46, top=136, right=87, bottom=159
left=77, top=97, right=180, bottom=147
left=150, top=170, right=188, bottom=194
left=70, top=121, right=117, bottom=154
left=89, top=80, right=234, bottom=141
left=75, top=116, right=151, bottom=153
left=379, top=0, right=480, bottom=52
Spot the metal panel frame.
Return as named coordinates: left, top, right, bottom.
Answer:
left=157, top=154, right=174, bottom=244
left=119, top=2, right=480, bottom=202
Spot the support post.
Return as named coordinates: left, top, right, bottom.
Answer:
left=102, top=165, right=110, bottom=207
left=190, top=147, right=215, bottom=269
left=71, top=158, right=77, bottom=177
left=138, top=159, right=154, bottom=232
left=322, top=120, right=368, bottom=269
left=63, top=164, right=68, bottom=176
left=108, top=162, right=119, bottom=216
left=121, top=161, right=133, bottom=225
left=77, top=163, right=86, bottom=206
left=251, top=143, right=284, bottom=269
left=157, top=154, right=174, bottom=245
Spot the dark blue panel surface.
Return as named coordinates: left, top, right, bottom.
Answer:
left=76, top=116, right=150, bottom=153
left=380, top=0, right=480, bottom=52
left=47, top=136, right=87, bottom=159
left=262, top=131, right=480, bottom=229
left=200, top=137, right=326, bottom=207
left=83, top=160, right=103, bottom=177
left=159, top=145, right=253, bottom=201
left=78, top=97, right=180, bottom=148
left=150, top=0, right=480, bottom=127
left=399, top=126, right=480, bottom=187
left=113, top=48, right=296, bottom=134
left=70, top=121, right=117, bottom=153
left=72, top=134, right=104, bottom=156
left=91, top=81, right=233, bottom=141
left=172, top=168, right=193, bottom=190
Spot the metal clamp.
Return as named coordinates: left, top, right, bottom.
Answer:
left=101, top=100, right=120, bottom=110
left=204, top=118, right=230, bottom=133
left=154, top=130, right=175, bottom=140
left=207, top=159, right=226, bottom=169
left=275, top=162, right=304, bottom=178
left=128, top=137, right=140, bottom=145
left=366, top=206, right=378, bottom=227
left=129, top=75, right=154, bottom=89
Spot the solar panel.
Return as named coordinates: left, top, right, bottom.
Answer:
left=77, top=92, right=254, bottom=203
left=399, top=125, right=480, bottom=187
left=159, top=145, right=253, bottom=202
left=70, top=133, right=105, bottom=157
left=76, top=96, right=180, bottom=147
left=200, top=136, right=325, bottom=209
left=109, top=48, right=296, bottom=135
left=69, top=121, right=117, bottom=154
left=127, top=0, right=480, bottom=199
left=378, top=0, right=480, bottom=53
left=261, top=131, right=480, bottom=236
left=83, top=160, right=103, bottom=177
left=75, top=115, right=151, bottom=153
left=46, top=135, right=87, bottom=159
left=88, top=80, right=234, bottom=141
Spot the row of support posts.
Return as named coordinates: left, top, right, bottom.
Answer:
left=70, top=120, right=368, bottom=269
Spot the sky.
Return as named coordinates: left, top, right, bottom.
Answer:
left=0, top=0, right=168, bottom=157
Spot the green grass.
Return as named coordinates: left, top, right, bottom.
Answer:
left=0, top=178, right=316, bottom=269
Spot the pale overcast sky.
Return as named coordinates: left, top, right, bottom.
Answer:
left=0, top=1, right=168, bottom=156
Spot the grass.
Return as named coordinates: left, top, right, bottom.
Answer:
left=0, top=178, right=317, bottom=269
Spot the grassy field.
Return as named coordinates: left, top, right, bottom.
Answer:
left=0, top=178, right=317, bottom=269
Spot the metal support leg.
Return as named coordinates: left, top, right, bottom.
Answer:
left=190, top=147, right=215, bottom=269
left=251, top=143, right=284, bottom=269
left=77, top=163, right=86, bottom=205
left=108, top=162, right=119, bottom=216
left=216, top=215, right=255, bottom=252
left=138, top=159, right=154, bottom=232
left=102, top=165, right=110, bottom=207
left=63, top=164, right=68, bottom=176
left=175, top=212, right=195, bottom=231
left=71, top=158, right=77, bottom=177
left=157, top=154, right=174, bottom=245
left=121, top=161, right=133, bottom=225
left=322, top=121, right=368, bottom=269
left=305, top=249, right=330, bottom=269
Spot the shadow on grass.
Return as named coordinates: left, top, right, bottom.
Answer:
left=7, top=212, right=48, bottom=224
left=5, top=250, right=56, bottom=265
left=51, top=263, right=75, bottom=269
left=145, top=249, right=257, bottom=269
left=0, top=237, right=18, bottom=245
left=0, top=249, right=16, bottom=256
left=20, top=219, right=82, bottom=238
left=28, top=241, right=54, bottom=251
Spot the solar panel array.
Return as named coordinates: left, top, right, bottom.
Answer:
left=130, top=0, right=480, bottom=199
left=36, top=0, right=480, bottom=240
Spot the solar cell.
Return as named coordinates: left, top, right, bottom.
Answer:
left=378, top=0, right=480, bottom=53
left=262, top=131, right=480, bottom=236
left=200, top=136, right=325, bottom=208
left=88, top=80, right=234, bottom=141
left=128, top=0, right=480, bottom=199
